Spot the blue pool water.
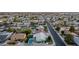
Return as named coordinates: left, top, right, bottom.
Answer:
left=28, top=38, right=33, bottom=45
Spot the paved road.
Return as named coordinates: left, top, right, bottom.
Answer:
left=46, top=21, right=66, bottom=46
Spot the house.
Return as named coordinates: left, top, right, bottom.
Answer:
left=11, top=33, right=27, bottom=42
left=0, top=26, right=6, bottom=31
left=33, top=26, right=48, bottom=42
left=33, top=32, right=48, bottom=42
left=12, top=22, right=30, bottom=28
left=30, top=20, right=38, bottom=23
left=0, top=18, right=7, bottom=22
left=0, top=32, right=13, bottom=43
left=38, top=19, right=45, bottom=25
left=75, top=30, right=79, bottom=35
left=0, top=20, right=3, bottom=23
left=73, top=20, right=79, bottom=26
left=36, top=25, right=44, bottom=32
left=73, top=36, right=79, bottom=45
left=0, top=20, right=4, bottom=25
left=60, top=27, right=70, bottom=34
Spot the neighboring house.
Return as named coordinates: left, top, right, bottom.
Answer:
left=75, top=30, right=79, bottom=35
left=0, top=20, right=3, bottom=23
left=60, top=27, right=70, bottom=34
left=36, top=25, right=44, bottom=32
left=73, top=20, right=79, bottom=26
left=0, top=32, right=13, bottom=43
left=30, top=20, right=39, bottom=23
left=11, top=33, right=27, bottom=41
left=38, top=19, right=45, bottom=25
left=0, top=20, right=4, bottom=25
left=10, top=26, right=21, bottom=29
left=0, top=18, right=7, bottom=22
left=12, top=22, right=30, bottom=28
left=73, top=36, right=79, bottom=45
left=7, top=16, right=14, bottom=23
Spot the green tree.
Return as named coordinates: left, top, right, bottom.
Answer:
left=21, top=28, right=32, bottom=35
left=3, top=16, right=8, bottom=18
left=61, top=30, right=65, bottom=35
left=69, top=26, right=75, bottom=32
left=46, top=36, right=53, bottom=44
left=13, top=16, right=21, bottom=22
left=58, top=17, right=64, bottom=20
left=65, top=34, right=73, bottom=44
left=44, top=26, right=48, bottom=32
left=30, top=16, right=38, bottom=20
left=7, top=27, right=14, bottom=32
left=13, top=16, right=17, bottom=22
left=55, top=26, right=60, bottom=32
left=58, top=18, right=61, bottom=20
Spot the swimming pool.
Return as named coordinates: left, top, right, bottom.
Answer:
left=28, top=38, right=33, bottom=45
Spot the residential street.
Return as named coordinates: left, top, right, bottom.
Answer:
left=46, top=21, right=66, bottom=46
